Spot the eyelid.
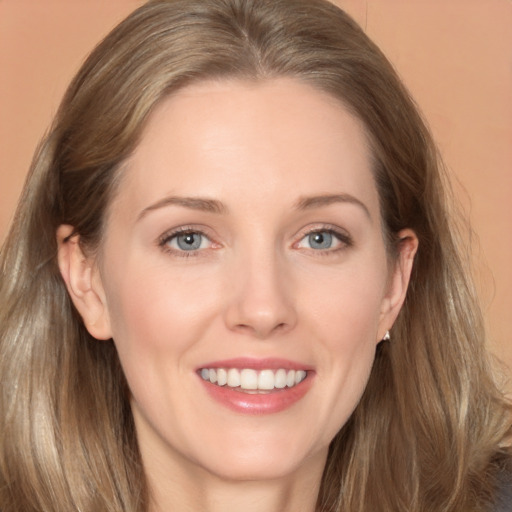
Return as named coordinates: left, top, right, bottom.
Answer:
left=156, top=223, right=352, bottom=257
left=157, top=225, right=220, bottom=257
left=293, top=224, right=353, bottom=251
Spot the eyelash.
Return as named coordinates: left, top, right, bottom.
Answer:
left=158, top=226, right=216, bottom=258
left=157, top=224, right=353, bottom=258
left=295, top=226, right=353, bottom=254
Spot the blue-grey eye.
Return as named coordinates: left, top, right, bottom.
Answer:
left=175, top=232, right=203, bottom=250
left=308, top=231, right=333, bottom=249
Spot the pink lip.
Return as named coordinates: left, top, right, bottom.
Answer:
left=197, top=358, right=315, bottom=415
left=197, top=357, right=314, bottom=371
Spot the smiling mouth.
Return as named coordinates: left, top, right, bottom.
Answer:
left=199, top=368, right=308, bottom=392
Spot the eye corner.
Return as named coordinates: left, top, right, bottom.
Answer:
left=293, top=225, right=354, bottom=253
left=156, top=226, right=221, bottom=258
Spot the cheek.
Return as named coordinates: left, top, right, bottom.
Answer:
left=102, top=260, right=224, bottom=426
left=302, top=256, right=388, bottom=340
left=100, top=263, right=227, bottom=430
left=105, top=260, right=222, bottom=354
left=301, top=259, right=387, bottom=433
left=312, top=274, right=382, bottom=385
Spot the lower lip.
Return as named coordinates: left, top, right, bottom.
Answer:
left=199, top=375, right=314, bottom=415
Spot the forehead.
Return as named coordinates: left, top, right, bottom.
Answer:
left=113, top=78, right=378, bottom=221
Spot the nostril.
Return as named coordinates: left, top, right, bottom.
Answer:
left=232, top=319, right=290, bottom=339
left=223, top=273, right=297, bottom=338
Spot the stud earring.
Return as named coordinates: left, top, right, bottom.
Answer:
left=383, top=330, right=391, bottom=341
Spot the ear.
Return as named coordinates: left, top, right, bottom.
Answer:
left=378, top=228, right=418, bottom=341
left=57, top=225, right=112, bottom=340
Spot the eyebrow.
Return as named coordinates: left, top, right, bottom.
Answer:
left=138, top=196, right=227, bottom=220
left=137, top=193, right=370, bottom=220
left=295, top=194, right=371, bottom=219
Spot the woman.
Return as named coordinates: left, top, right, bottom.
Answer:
left=0, top=0, right=510, bottom=510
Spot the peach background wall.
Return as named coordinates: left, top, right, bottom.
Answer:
left=1, top=1, right=511, bottom=374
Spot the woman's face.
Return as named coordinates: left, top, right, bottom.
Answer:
left=64, top=78, right=415, bottom=483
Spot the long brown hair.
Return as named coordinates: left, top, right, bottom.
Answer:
left=0, top=1, right=510, bottom=510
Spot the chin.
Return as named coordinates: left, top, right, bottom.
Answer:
left=201, top=457, right=306, bottom=483
left=192, top=437, right=326, bottom=483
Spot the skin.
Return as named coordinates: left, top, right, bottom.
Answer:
left=58, top=78, right=417, bottom=512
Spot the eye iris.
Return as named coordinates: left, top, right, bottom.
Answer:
left=176, top=233, right=202, bottom=250
left=309, top=232, right=332, bottom=249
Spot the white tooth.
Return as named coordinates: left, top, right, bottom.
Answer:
left=227, top=368, right=241, bottom=387
left=274, top=369, right=287, bottom=389
left=286, top=370, right=296, bottom=387
left=209, top=369, right=217, bottom=384
left=258, top=369, right=275, bottom=390
left=217, top=368, right=227, bottom=386
left=295, top=370, right=306, bottom=384
left=240, top=369, right=258, bottom=390
left=201, top=368, right=209, bottom=380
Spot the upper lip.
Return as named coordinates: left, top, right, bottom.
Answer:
left=197, top=357, right=314, bottom=371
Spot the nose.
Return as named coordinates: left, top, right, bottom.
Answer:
left=223, top=250, right=297, bottom=339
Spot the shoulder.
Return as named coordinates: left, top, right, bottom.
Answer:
left=493, top=458, right=512, bottom=512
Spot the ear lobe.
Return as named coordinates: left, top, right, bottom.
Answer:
left=57, top=225, right=112, bottom=340
left=378, top=229, right=418, bottom=341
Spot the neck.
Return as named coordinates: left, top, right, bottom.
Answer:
left=145, top=445, right=327, bottom=512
